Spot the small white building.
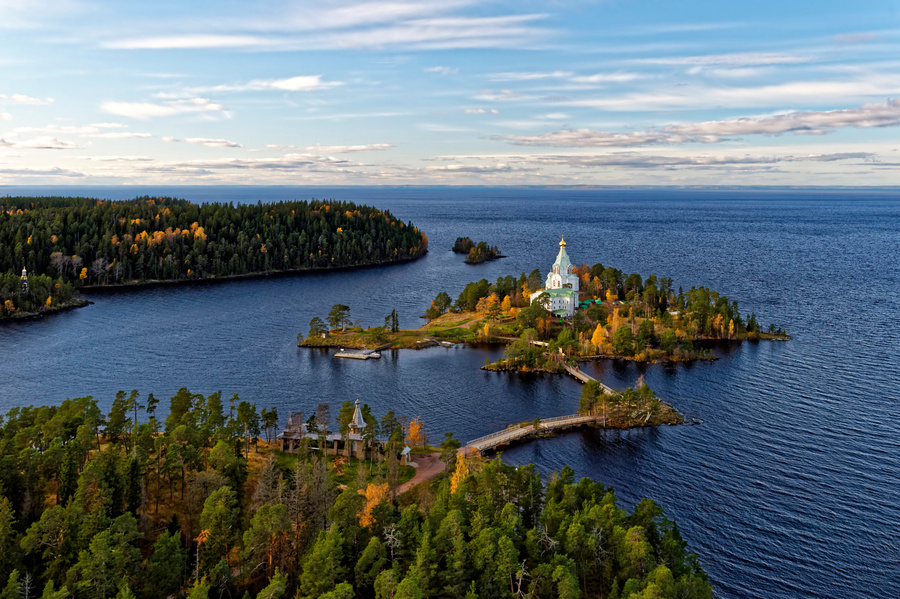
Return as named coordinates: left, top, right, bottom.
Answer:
left=530, top=237, right=580, bottom=317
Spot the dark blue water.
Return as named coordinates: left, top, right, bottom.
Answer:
left=1, top=186, right=898, bottom=599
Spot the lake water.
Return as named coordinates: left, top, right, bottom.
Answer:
left=1, top=186, right=898, bottom=598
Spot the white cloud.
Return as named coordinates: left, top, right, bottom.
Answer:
left=164, top=137, right=242, bottom=148
left=101, top=97, right=228, bottom=119
left=498, top=100, right=900, bottom=147
left=464, top=108, right=499, bottom=115
left=87, top=131, right=152, bottom=139
left=0, top=167, right=83, bottom=177
left=186, top=138, right=241, bottom=148
left=287, top=111, right=408, bottom=122
left=528, top=151, right=875, bottom=170
left=14, top=125, right=95, bottom=135
left=10, top=137, right=79, bottom=150
left=307, top=14, right=549, bottom=50
left=473, top=89, right=524, bottom=101
left=0, top=0, right=83, bottom=30
left=271, top=0, right=476, bottom=31
left=494, top=119, right=550, bottom=130
left=636, top=52, right=810, bottom=67
left=834, top=32, right=878, bottom=45
left=77, top=155, right=153, bottom=162
left=103, top=12, right=549, bottom=52
left=419, top=123, right=473, bottom=132
left=103, top=34, right=269, bottom=50
left=488, top=71, right=571, bottom=82
left=269, top=76, right=342, bottom=92
left=562, top=75, right=900, bottom=111
left=423, top=163, right=523, bottom=174
left=0, top=112, right=10, bottom=120
left=176, top=75, right=343, bottom=95
left=425, top=66, right=458, bottom=75
left=500, top=129, right=678, bottom=147
left=9, top=124, right=150, bottom=139
left=303, top=143, right=392, bottom=153
left=134, top=152, right=361, bottom=175
left=665, top=100, right=900, bottom=136
left=0, top=93, right=53, bottom=105
left=570, top=72, right=641, bottom=84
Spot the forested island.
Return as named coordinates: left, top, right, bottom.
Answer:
left=0, top=392, right=713, bottom=598
left=440, top=263, right=787, bottom=369
left=452, top=237, right=503, bottom=264
left=0, top=196, right=428, bottom=290
left=301, top=260, right=786, bottom=367
left=300, top=256, right=786, bottom=429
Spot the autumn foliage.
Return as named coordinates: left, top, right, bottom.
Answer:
left=358, top=482, right=390, bottom=528
left=449, top=454, right=469, bottom=494
left=406, top=417, right=426, bottom=448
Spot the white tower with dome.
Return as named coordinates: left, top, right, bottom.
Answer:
left=529, top=236, right=580, bottom=317
left=545, top=236, right=579, bottom=292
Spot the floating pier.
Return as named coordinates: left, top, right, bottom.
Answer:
left=334, top=349, right=381, bottom=360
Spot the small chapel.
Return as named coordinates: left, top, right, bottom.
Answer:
left=277, top=398, right=389, bottom=460
left=529, top=236, right=580, bottom=317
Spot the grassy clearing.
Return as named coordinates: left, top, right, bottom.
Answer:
left=299, top=310, right=514, bottom=350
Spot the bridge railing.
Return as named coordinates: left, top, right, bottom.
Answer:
left=467, top=426, right=530, bottom=447
left=466, top=414, right=602, bottom=448
left=539, top=413, right=590, bottom=425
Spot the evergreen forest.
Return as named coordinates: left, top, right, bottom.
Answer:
left=0, top=391, right=713, bottom=599
left=0, top=196, right=428, bottom=287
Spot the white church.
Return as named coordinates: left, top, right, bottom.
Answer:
left=529, top=236, right=580, bottom=317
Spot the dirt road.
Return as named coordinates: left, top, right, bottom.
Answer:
left=395, top=452, right=444, bottom=495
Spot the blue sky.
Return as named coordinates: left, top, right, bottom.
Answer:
left=1, top=0, right=898, bottom=185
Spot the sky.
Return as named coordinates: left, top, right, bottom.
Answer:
left=1, top=0, right=899, bottom=186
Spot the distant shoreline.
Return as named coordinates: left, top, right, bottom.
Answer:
left=4, top=184, right=900, bottom=191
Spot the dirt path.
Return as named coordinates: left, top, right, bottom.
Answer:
left=396, top=452, right=444, bottom=495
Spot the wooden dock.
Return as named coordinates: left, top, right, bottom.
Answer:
left=464, top=413, right=601, bottom=455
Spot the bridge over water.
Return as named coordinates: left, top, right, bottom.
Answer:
left=465, top=346, right=629, bottom=455
left=562, top=363, right=615, bottom=394
left=464, top=413, right=603, bottom=455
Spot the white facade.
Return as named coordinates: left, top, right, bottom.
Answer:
left=530, top=237, right=579, bottom=317
left=545, top=237, right=580, bottom=292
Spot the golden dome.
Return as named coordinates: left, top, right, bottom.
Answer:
left=559, top=236, right=566, bottom=248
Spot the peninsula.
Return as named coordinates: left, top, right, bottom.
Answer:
left=0, top=391, right=713, bottom=599
left=0, top=267, right=86, bottom=320
left=0, top=196, right=428, bottom=321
